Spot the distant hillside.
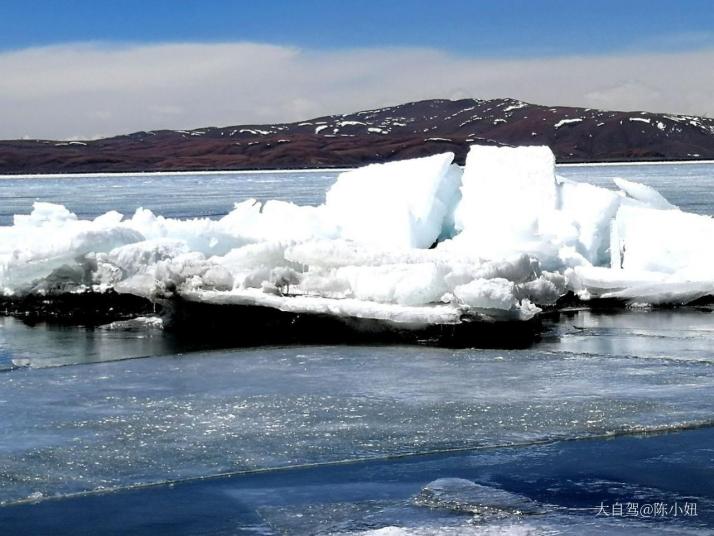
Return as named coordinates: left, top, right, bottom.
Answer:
left=2, top=98, right=714, bottom=174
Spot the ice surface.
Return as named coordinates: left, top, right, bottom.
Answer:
left=3, top=343, right=714, bottom=505
left=4, top=417, right=711, bottom=534
left=614, top=176, right=678, bottom=210
left=577, top=204, right=714, bottom=303
left=452, top=146, right=558, bottom=261
left=558, top=179, right=621, bottom=265
left=1, top=146, right=713, bottom=313
left=0, top=203, right=143, bottom=292
left=325, top=153, right=461, bottom=248
left=3, top=164, right=714, bottom=535
left=185, top=288, right=464, bottom=324
left=447, top=145, right=714, bottom=304
left=454, top=278, right=520, bottom=311
left=613, top=205, right=714, bottom=276
left=450, top=146, right=617, bottom=268
left=414, top=478, right=541, bottom=517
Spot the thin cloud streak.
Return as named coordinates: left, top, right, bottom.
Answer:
left=1, top=42, right=713, bottom=139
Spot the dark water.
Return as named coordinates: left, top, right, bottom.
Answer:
left=1, top=163, right=713, bottom=534
left=2, top=428, right=713, bottom=535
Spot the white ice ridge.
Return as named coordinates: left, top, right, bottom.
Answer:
left=1, top=146, right=713, bottom=325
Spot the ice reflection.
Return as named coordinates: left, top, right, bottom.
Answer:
left=542, top=309, right=714, bottom=362
left=0, top=316, right=188, bottom=369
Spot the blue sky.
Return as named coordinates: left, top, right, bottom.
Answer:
left=2, top=0, right=713, bottom=56
left=1, top=1, right=713, bottom=139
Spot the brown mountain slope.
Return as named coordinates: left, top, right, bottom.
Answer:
left=2, top=98, right=713, bottom=174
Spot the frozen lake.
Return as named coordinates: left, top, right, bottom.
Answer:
left=1, top=162, right=713, bottom=534
left=1, top=161, right=714, bottom=226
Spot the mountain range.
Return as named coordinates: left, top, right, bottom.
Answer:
left=2, top=98, right=713, bottom=174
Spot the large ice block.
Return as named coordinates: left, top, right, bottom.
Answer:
left=325, top=153, right=461, bottom=249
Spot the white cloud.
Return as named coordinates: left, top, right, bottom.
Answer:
left=584, top=81, right=663, bottom=112
left=1, top=42, right=713, bottom=139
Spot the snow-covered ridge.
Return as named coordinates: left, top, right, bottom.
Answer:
left=1, top=146, right=712, bottom=330
left=6, top=98, right=714, bottom=175
left=161, top=97, right=714, bottom=148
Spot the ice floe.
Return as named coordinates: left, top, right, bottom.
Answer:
left=1, top=145, right=713, bottom=328
left=415, top=478, right=542, bottom=518
left=325, top=152, right=461, bottom=248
